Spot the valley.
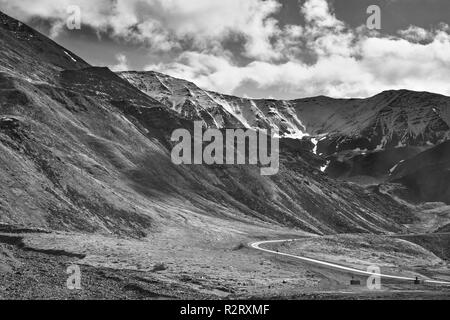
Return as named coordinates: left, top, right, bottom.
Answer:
left=0, top=10, right=449, bottom=300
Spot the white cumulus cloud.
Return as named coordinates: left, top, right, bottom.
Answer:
left=148, top=0, right=450, bottom=99
left=110, top=53, right=129, bottom=72
left=2, top=0, right=450, bottom=99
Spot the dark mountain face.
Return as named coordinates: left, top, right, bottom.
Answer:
left=390, top=141, right=450, bottom=204
left=120, top=72, right=450, bottom=184
left=0, top=12, right=89, bottom=83
left=316, top=90, right=450, bottom=152
left=120, top=72, right=450, bottom=147
left=0, top=11, right=424, bottom=237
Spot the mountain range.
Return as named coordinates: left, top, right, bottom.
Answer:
left=0, top=10, right=449, bottom=240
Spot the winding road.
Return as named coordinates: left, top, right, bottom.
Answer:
left=250, top=239, right=450, bottom=286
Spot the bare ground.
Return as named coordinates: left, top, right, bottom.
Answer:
left=1, top=223, right=449, bottom=300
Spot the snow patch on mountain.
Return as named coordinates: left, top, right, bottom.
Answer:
left=64, top=51, right=77, bottom=62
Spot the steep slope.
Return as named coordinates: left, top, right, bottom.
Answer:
left=314, top=90, right=450, bottom=154
left=120, top=72, right=450, bottom=146
left=0, top=11, right=88, bottom=83
left=120, top=72, right=450, bottom=182
left=0, top=11, right=415, bottom=237
left=119, top=71, right=313, bottom=137
left=318, top=91, right=450, bottom=181
left=391, top=141, right=450, bottom=204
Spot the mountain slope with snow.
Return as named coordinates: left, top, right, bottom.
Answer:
left=119, top=72, right=450, bottom=204
left=120, top=72, right=450, bottom=151
left=0, top=11, right=416, bottom=236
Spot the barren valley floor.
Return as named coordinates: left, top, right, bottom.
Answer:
left=1, top=223, right=449, bottom=300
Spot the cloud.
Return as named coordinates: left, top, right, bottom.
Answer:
left=397, top=25, right=433, bottom=43
left=148, top=0, right=450, bottom=99
left=302, top=0, right=343, bottom=29
left=3, top=0, right=450, bottom=98
left=0, top=0, right=282, bottom=59
left=109, top=53, right=129, bottom=72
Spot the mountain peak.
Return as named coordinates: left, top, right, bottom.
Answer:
left=0, top=10, right=89, bottom=83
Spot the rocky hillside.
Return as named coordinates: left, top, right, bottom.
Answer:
left=0, top=12, right=88, bottom=83
left=391, top=141, right=450, bottom=204
left=120, top=71, right=450, bottom=183
left=120, top=71, right=450, bottom=150
left=0, top=11, right=416, bottom=237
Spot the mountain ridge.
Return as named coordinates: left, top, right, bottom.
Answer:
left=119, top=71, right=450, bottom=150
left=0, top=10, right=417, bottom=237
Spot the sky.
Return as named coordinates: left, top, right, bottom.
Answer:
left=1, top=0, right=450, bottom=99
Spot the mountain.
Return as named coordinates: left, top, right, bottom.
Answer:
left=120, top=71, right=450, bottom=150
left=0, top=12, right=88, bottom=82
left=120, top=71, right=450, bottom=186
left=390, top=140, right=450, bottom=204
left=0, top=10, right=415, bottom=237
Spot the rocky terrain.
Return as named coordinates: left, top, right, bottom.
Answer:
left=0, top=11, right=449, bottom=300
left=0, top=10, right=414, bottom=237
left=390, top=141, right=450, bottom=204
left=120, top=71, right=450, bottom=203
